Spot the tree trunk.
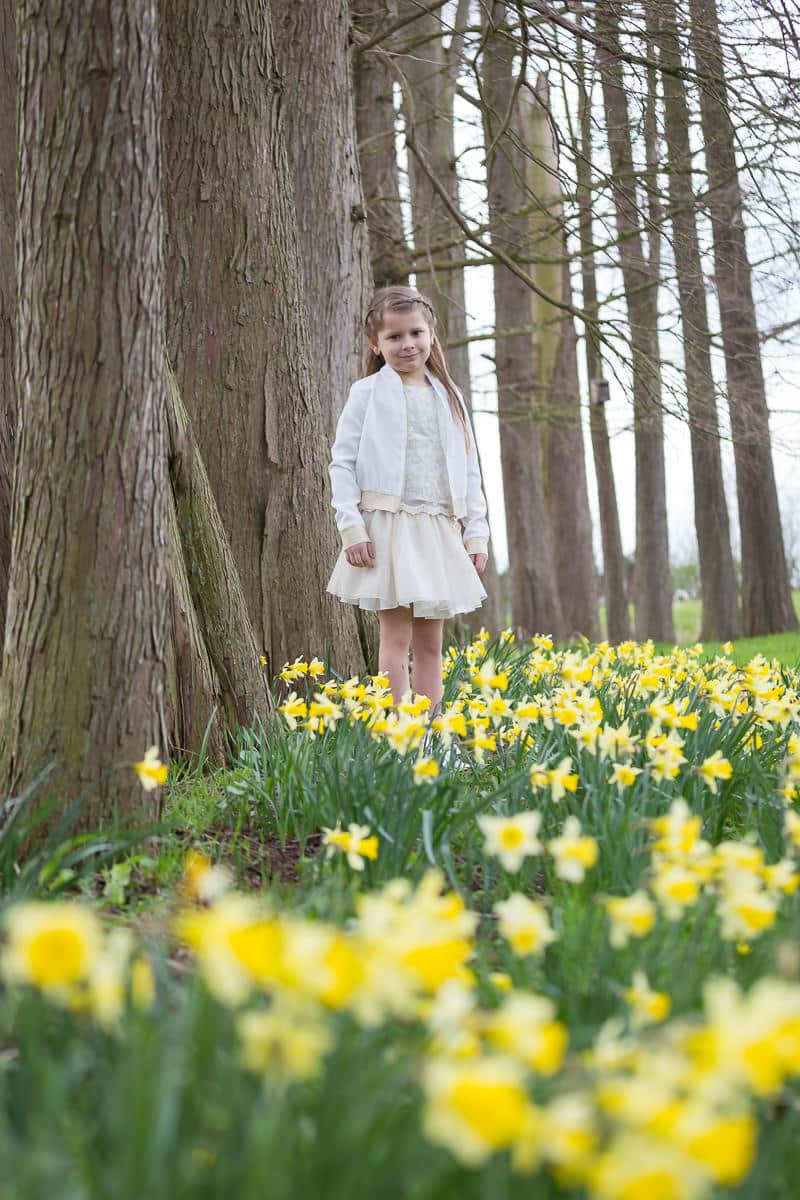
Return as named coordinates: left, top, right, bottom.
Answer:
left=0, top=0, right=13, bottom=639
left=574, top=10, right=630, bottom=643
left=596, top=1, right=674, bottom=642
left=523, top=77, right=599, bottom=639
left=0, top=0, right=168, bottom=826
left=161, top=0, right=365, bottom=679
left=655, top=0, right=739, bottom=641
left=481, top=1, right=565, bottom=640
left=689, top=0, right=797, bottom=634
left=352, top=0, right=409, bottom=289
left=272, top=0, right=373, bottom=439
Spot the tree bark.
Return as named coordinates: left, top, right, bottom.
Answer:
left=481, top=1, right=565, bottom=640
left=574, top=11, right=630, bottom=643
left=0, top=0, right=14, bottom=639
left=689, top=0, right=797, bottom=634
left=352, top=0, right=409, bottom=288
left=272, top=0, right=373, bottom=439
left=0, top=0, right=168, bottom=826
left=596, top=1, right=675, bottom=642
left=655, top=0, right=739, bottom=641
left=161, top=0, right=365, bottom=679
left=166, top=366, right=271, bottom=736
left=523, top=76, right=599, bottom=639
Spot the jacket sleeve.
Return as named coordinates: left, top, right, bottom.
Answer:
left=329, top=382, right=370, bottom=548
left=461, top=403, right=491, bottom=556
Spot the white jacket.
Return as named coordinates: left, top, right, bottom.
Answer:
left=329, top=362, right=490, bottom=555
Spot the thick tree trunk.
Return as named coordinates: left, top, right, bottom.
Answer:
left=689, top=0, right=796, bottom=634
left=0, top=0, right=168, bottom=826
left=352, top=0, right=409, bottom=289
left=574, top=15, right=630, bottom=643
left=481, top=2, right=565, bottom=639
left=656, top=0, right=739, bottom=641
left=596, top=2, right=674, bottom=642
left=0, top=0, right=13, bottom=639
left=272, top=0, right=378, bottom=667
left=162, top=0, right=365, bottom=679
left=272, top=0, right=372, bottom=438
left=523, top=78, right=599, bottom=640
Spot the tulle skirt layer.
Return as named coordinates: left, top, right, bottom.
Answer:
left=326, top=508, right=487, bottom=620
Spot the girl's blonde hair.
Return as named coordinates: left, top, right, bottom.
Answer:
left=364, top=286, right=470, bottom=450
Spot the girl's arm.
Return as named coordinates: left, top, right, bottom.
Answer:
left=329, top=381, right=370, bottom=548
left=461, top=404, right=490, bottom=556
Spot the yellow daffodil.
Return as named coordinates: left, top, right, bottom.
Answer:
left=548, top=817, right=598, bottom=883
left=134, top=745, right=168, bottom=790
left=478, top=811, right=543, bottom=872
left=321, top=822, right=379, bottom=871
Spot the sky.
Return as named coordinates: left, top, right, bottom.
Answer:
left=400, top=10, right=800, bottom=580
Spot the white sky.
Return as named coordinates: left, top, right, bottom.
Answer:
left=400, top=9, right=800, bottom=577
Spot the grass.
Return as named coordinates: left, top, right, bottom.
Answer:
left=599, top=593, right=800, bottom=665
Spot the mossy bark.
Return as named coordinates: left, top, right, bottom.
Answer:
left=162, top=0, right=366, bottom=678
left=0, top=0, right=14, bottom=638
left=166, top=365, right=271, bottom=736
left=0, top=0, right=168, bottom=827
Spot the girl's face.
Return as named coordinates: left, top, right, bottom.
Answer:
left=369, top=305, right=433, bottom=378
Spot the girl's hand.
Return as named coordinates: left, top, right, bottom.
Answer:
left=470, top=552, right=488, bottom=576
left=345, top=540, right=375, bottom=568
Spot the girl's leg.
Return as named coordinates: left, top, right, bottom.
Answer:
left=378, top=606, right=413, bottom=703
left=410, top=616, right=445, bottom=710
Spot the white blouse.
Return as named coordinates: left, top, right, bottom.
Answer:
left=400, top=383, right=451, bottom=514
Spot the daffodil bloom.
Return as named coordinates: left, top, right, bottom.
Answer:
left=485, top=991, right=568, bottom=1074
left=609, top=762, right=642, bottom=791
left=478, top=810, right=543, bottom=872
left=696, top=750, right=733, bottom=793
left=413, top=757, right=439, bottom=785
left=623, top=970, right=671, bottom=1027
left=494, top=893, right=557, bottom=955
left=651, top=864, right=702, bottom=919
left=431, top=705, right=467, bottom=745
left=590, top=1131, right=710, bottom=1200
left=179, top=851, right=232, bottom=904
left=547, top=757, right=579, bottom=802
left=548, top=817, right=598, bottom=883
left=134, top=745, right=168, bottom=790
left=238, top=1002, right=332, bottom=1080
left=2, top=902, right=102, bottom=995
left=321, top=822, right=379, bottom=871
left=278, top=692, right=308, bottom=730
left=717, top=883, right=777, bottom=942
left=605, top=891, right=657, bottom=947
left=308, top=656, right=326, bottom=679
left=422, top=1055, right=533, bottom=1165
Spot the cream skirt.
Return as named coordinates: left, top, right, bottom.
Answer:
left=326, top=508, right=487, bottom=620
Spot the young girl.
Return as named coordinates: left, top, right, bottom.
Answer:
left=326, top=286, right=490, bottom=710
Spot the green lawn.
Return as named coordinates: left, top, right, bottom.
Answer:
left=600, top=593, right=800, bottom=665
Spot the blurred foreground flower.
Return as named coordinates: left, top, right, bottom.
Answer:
left=134, top=745, right=168, bottom=791
left=2, top=902, right=101, bottom=995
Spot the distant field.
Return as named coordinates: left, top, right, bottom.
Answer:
left=600, top=592, right=800, bottom=665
